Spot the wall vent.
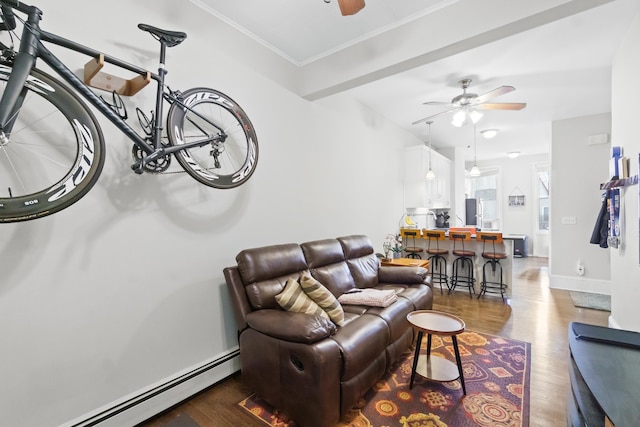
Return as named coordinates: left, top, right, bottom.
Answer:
left=587, top=133, right=609, bottom=145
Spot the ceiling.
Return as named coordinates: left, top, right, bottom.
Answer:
left=189, top=0, right=640, bottom=161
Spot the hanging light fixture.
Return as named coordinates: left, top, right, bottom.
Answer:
left=481, top=129, right=500, bottom=139
left=425, top=121, right=435, bottom=180
left=469, top=123, right=480, bottom=177
left=452, top=106, right=483, bottom=127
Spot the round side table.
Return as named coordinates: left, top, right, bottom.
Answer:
left=406, top=310, right=466, bottom=394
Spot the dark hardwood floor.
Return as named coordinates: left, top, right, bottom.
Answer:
left=139, top=256, right=610, bottom=427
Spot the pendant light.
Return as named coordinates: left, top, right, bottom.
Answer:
left=425, top=121, right=436, bottom=180
left=469, top=123, right=480, bottom=177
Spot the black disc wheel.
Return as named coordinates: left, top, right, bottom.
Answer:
left=166, top=88, right=258, bottom=189
left=0, top=65, right=105, bottom=223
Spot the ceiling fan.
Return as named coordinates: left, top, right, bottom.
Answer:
left=412, top=79, right=526, bottom=126
left=325, top=0, right=365, bottom=16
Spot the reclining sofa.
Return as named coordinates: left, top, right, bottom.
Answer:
left=223, top=235, right=433, bottom=427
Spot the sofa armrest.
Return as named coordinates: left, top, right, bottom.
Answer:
left=246, top=310, right=337, bottom=344
left=378, top=266, right=428, bottom=284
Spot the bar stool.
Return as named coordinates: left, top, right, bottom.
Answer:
left=476, top=232, right=508, bottom=301
left=401, top=228, right=423, bottom=259
left=423, top=229, right=449, bottom=294
left=448, top=231, right=475, bottom=297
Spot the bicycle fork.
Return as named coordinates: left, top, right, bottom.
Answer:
left=0, top=23, right=39, bottom=140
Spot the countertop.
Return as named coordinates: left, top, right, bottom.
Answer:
left=422, top=228, right=521, bottom=240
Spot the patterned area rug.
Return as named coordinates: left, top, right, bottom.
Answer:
left=238, top=330, right=530, bottom=427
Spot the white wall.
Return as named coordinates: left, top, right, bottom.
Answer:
left=0, top=1, right=422, bottom=426
left=549, top=114, right=612, bottom=293
left=610, top=11, right=640, bottom=332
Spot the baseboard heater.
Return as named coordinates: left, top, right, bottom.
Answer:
left=62, top=349, right=241, bottom=427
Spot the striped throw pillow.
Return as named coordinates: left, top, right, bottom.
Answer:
left=275, top=278, right=329, bottom=319
left=300, top=272, right=345, bottom=326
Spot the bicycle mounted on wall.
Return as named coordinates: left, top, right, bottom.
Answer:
left=0, top=0, right=259, bottom=223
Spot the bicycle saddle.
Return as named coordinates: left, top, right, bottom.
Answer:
left=138, top=24, right=187, bottom=48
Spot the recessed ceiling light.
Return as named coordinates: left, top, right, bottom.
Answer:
left=481, top=129, right=499, bottom=139
left=507, top=151, right=520, bottom=159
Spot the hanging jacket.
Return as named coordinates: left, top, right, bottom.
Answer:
left=590, top=195, right=609, bottom=248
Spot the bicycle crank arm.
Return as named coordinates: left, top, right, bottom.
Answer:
left=131, top=147, right=166, bottom=174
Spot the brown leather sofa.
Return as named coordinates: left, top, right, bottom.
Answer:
left=224, top=235, right=433, bottom=427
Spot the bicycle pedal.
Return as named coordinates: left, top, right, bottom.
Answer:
left=131, top=162, right=144, bottom=174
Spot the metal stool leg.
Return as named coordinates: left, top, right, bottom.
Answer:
left=450, top=256, right=474, bottom=297
left=478, top=258, right=505, bottom=301
left=428, top=254, right=448, bottom=294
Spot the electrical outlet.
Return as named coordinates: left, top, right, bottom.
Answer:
left=562, top=216, right=577, bottom=225
left=577, top=260, right=585, bottom=276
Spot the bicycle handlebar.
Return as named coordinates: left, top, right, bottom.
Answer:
left=0, top=5, right=16, bottom=30
left=0, top=1, right=41, bottom=31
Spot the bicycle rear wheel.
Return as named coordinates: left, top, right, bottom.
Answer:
left=166, top=88, right=258, bottom=189
left=0, top=65, right=105, bottom=223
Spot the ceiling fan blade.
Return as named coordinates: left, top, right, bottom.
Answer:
left=473, top=86, right=515, bottom=104
left=423, top=101, right=453, bottom=106
left=476, top=102, right=527, bottom=110
left=338, top=0, right=365, bottom=16
left=411, top=108, right=458, bottom=125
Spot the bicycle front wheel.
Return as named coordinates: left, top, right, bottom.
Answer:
left=0, top=65, right=105, bottom=223
left=166, top=88, right=258, bottom=189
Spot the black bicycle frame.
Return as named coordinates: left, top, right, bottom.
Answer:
left=0, top=1, right=220, bottom=162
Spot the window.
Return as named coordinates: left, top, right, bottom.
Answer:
left=536, top=165, right=549, bottom=231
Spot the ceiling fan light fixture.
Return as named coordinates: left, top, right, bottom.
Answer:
left=337, top=0, right=365, bottom=16
left=481, top=129, right=499, bottom=139
left=451, top=110, right=466, bottom=127
left=451, top=108, right=482, bottom=127
left=470, top=110, right=483, bottom=123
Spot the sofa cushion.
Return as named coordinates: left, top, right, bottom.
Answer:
left=364, top=296, right=415, bottom=343
left=276, top=278, right=330, bottom=320
left=330, top=314, right=389, bottom=381
left=346, top=254, right=380, bottom=288
left=338, top=235, right=380, bottom=288
left=245, top=310, right=336, bottom=344
left=236, top=243, right=309, bottom=310
left=337, top=235, right=374, bottom=258
left=301, top=239, right=346, bottom=268
left=237, top=243, right=308, bottom=283
left=302, top=239, right=357, bottom=296
left=378, top=265, right=428, bottom=284
left=300, top=272, right=345, bottom=326
left=376, top=283, right=433, bottom=311
left=310, top=262, right=356, bottom=297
